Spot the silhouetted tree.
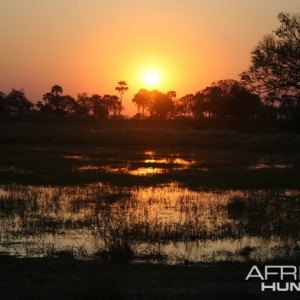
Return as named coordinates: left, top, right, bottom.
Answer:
left=0, top=91, right=7, bottom=115
left=42, top=85, right=64, bottom=114
left=76, top=93, right=109, bottom=118
left=102, top=94, right=121, bottom=117
left=59, top=95, right=79, bottom=116
left=241, top=13, right=300, bottom=108
left=132, top=89, right=174, bottom=119
left=90, top=94, right=109, bottom=118
left=192, top=92, right=208, bottom=117
left=278, top=94, right=297, bottom=120
left=192, top=80, right=261, bottom=120
left=5, top=89, right=33, bottom=116
left=197, top=85, right=224, bottom=118
left=77, top=93, right=91, bottom=116
left=115, top=81, right=128, bottom=114
left=167, top=91, right=177, bottom=101
left=132, top=89, right=152, bottom=117
left=176, top=94, right=195, bottom=116
left=223, top=81, right=261, bottom=119
left=51, top=85, right=63, bottom=96
left=152, top=91, right=174, bottom=119
left=264, top=92, right=279, bottom=108
left=41, top=85, right=80, bottom=116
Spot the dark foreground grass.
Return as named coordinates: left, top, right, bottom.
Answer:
left=0, top=121, right=299, bottom=299
left=1, top=256, right=299, bottom=300
left=1, top=120, right=300, bottom=150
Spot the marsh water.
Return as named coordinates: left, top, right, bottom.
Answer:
left=0, top=146, right=300, bottom=263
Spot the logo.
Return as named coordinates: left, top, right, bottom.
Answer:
left=245, top=265, right=300, bottom=292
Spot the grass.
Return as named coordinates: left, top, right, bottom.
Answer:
left=0, top=120, right=299, bottom=298
left=0, top=120, right=300, bottom=149
left=1, top=184, right=299, bottom=262
left=93, top=216, right=137, bottom=263
left=0, top=120, right=299, bottom=189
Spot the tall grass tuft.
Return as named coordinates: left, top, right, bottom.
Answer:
left=93, top=217, right=137, bottom=263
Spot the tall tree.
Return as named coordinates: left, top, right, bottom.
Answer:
left=192, top=80, right=261, bottom=119
left=115, top=81, right=128, bottom=114
left=176, top=94, right=195, bottom=116
left=90, top=94, right=109, bottom=118
left=76, top=93, right=109, bottom=118
left=41, top=85, right=79, bottom=116
left=132, top=89, right=152, bottom=117
left=102, top=94, right=121, bottom=117
left=58, top=95, right=79, bottom=116
left=5, top=89, right=33, bottom=116
left=241, top=13, right=300, bottom=103
left=152, top=91, right=174, bottom=119
left=192, top=92, right=207, bottom=118
left=42, top=85, right=64, bottom=112
left=77, top=93, right=92, bottom=116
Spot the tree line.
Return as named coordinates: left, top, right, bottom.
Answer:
left=0, top=82, right=126, bottom=119
left=0, top=13, right=299, bottom=129
left=0, top=80, right=262, bottom=120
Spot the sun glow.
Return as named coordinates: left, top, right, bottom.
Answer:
left=143, top=70, right=160, bottom=87
left=127, top=56, right=178, bottom=99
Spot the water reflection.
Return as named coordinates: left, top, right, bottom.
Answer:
left=64, top=155, right=88, bottom=160
left=144, top=159, right=168, bottom=164
left=72, top=150, right=198, bottom=176
left=0, top=183, right=299, bottom=262
left=77, top=165, right=101, bottom=171
left=247, top=158, right=294, bottom=170
left=144, top=158, right=196, bottom=166
left=247, top=163, right=293, bottom=170
left=128, top=167, right=164, bottom=176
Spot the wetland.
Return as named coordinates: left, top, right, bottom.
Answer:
left=1, top=122, right=300, bottom=299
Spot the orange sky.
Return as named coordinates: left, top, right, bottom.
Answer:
left=0, top=0, right=299, bottom=115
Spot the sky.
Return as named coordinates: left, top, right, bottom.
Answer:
left=0, top=0, right=299, bottom=115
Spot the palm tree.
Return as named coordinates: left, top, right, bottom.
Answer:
left=115, top=81, right=128, bottom=114
left=43, top=85, right=64, bottom=111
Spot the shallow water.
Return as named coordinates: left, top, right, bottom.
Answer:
left=0, top=181, right=299, bottom=262
left=0, top=147, right=299, bottom=262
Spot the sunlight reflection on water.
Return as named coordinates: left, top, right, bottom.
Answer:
left=247, top=163, right=293, bottom=170
left=77, top=165, right=100, bottom=171
left=0, top=183, right=299, bottom=262
left=72, top=150, right=199, bottom=175
left=128, top=167, right=164, bottom=176
left=64, top=155, right=88, bottom=160
left=247, top=158, right=294, bottom=170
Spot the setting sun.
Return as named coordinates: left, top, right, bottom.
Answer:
left=143, top=70, right=160, bottom=88
left=1, top=1, right=299, bottom=298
